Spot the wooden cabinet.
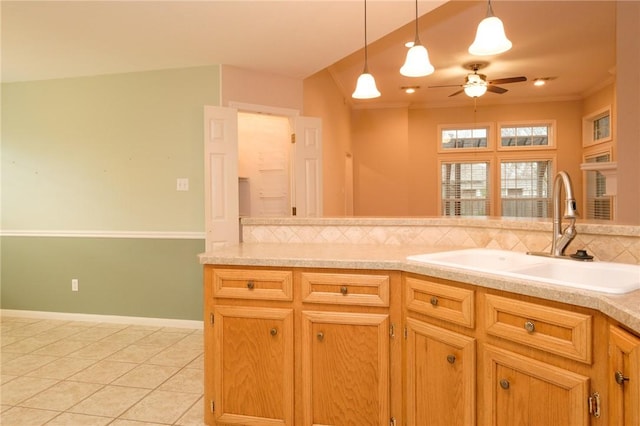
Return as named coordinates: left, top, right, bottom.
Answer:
left=211, top=306, right=294, bottom=425
left=405, top=317, right=475, bottom=426
left=205, top=267, right=295, bottom=426
left=482, top=344, right=590, bottom=426
left=205, top=266, right=399, bottom=426
left=204, top=263, right=636, bottom=426
left=301, top=310, right=389, bottom=425
left=609, top=325, right=640, bottom=425
left=404, top=275, right=476, bottom=426
left=299, top=270, right=397, bottom=426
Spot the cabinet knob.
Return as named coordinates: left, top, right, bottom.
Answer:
left=499, top=379, right=510, bottom=390
left=317, top=331, right=324, bottom=341
left=524, top=320, right=536, bottom=333
left=270, top=328, right=278, bottom=336
left=430, top=296, right=439, bottom=306
left=247, top=281, right=255, bottom=290
left=447, top=354, right=456, bottom=364
left=340, top=286, right=348, bottom=295
left=615, top=371, right=630, bottom=385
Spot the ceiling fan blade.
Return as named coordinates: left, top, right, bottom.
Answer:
left=487, top=85, right=508, bottom=94
left=428, top=84, right=462, bottom=89
left=489, top=76, right=527, bottom=85
left=449, top=89, right=465, bottom=97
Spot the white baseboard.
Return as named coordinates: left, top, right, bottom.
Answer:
left=0, top=309, right=203, bottom=330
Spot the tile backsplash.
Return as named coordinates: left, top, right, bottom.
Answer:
left=241, top=217, right=640, bottom=265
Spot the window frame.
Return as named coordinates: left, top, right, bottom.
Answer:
left=437, top=123, right=494, bottom=154
left=497, top=120, right=556, bottom=151
left=438, top=156, right=494, bottom=217
left=582, top=148, right=614, bottom=220
left=497, top=153, right=556, bottom=219
left=582, top=106, right=612, bottom=147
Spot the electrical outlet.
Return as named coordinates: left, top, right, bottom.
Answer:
left=72, top=279, right=79, bottom=292
left=176, top=178, right=189, bottom=191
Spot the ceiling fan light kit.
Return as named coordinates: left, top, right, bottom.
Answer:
left=352, top=0, right=381, bottom=99
left=469, top=0, right=512, bottom=56
left=400, top=0, right=435, bottom=77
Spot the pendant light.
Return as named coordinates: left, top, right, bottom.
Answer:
left=468, top=0, right=512, bottom=56
left=352, top=0, right=381, bottom=99
left=400, top=0, right=434, bottom=77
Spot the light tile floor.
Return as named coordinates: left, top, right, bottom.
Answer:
left=1, top=316, right=205, bottom=426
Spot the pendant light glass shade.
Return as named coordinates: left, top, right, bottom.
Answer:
left=400, top=0, right=434, bottom=77
left=352, top=70, right=381, bottom=99
left=468, top=1, right=512, bottom=56
left=352, top=0, right=381, bottom=99
left=400, top=44, right=434, bottom=77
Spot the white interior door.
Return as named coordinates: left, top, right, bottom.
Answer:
left=293, top=116, right=323, bottom=217
left=204, top=106, right=239, bottom=249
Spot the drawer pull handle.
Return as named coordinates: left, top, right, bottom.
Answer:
left=340, top=286, right=348, bottom=295
left=247, top=281, right=255, bottom=290
left=270, top=328, right=278, bottom=336
left=317, top=331, right=324, bottom=341
left=430, top=296, right=439, bottom=306
left=615, top=371, right=630, bottom=385
left=499, top=379, right=510, bottom=390
left=447, top=355, right=456, bottom=364
left=524, top=321, right=536, bottom=333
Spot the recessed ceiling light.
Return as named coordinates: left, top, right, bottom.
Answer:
left=401, top=86, right=420, bottom=94
left=533, top=77, right=555, bottom=86
left=405, top=41, right=415, bottom=48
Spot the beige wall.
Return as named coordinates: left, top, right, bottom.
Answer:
left=221, top=65, right=303, bottom=111
left=303, top=69, right=353, bottom=216
left=616, top=0, right=640, bottom=225
left=351, top=108, right=410, bottom=216
left=351, top=100, right=583, bottom=217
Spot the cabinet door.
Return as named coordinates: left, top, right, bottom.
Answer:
left=301, top=311, right=389, bottom=426
left=483, top=345, right=590, bottom=426
left=209, top=306, right=294, bottom=426
left=609, top=325, right=640, bottom=426
left=405, top=318, right=476, bottom=426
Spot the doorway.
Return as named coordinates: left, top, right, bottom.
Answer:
left=238, top=112, right=292, bottom=217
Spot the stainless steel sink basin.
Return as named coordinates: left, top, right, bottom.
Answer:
left=407, top=248, right=640, bottom=294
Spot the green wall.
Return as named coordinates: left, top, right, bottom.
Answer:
left=1, top=237, right=204, bottom=320
left=1, top=65, right=220, bottom=320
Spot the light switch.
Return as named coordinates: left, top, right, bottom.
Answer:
left=176, top=178, right=189, bottom=191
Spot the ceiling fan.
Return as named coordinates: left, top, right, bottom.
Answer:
left=429, top=63, right=527, bottom=97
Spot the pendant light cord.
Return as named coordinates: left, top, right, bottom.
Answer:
left=413, top=0, right=421, bottom=44
left=363, top=0, right=370, bottom=71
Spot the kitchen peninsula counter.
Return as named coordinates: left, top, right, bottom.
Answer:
left=199, top=242, right=640, bottom=335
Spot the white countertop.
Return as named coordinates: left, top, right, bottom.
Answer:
left=199, top=243, right=640, bottom=335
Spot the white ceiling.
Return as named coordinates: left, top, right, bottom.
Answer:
left=2, top=1, right=617, bottom=108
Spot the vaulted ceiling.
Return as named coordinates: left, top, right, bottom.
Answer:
left=2, top=1, right=617, bottom=108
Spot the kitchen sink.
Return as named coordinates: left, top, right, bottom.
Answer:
left=407, top=248, right=640, bottom=294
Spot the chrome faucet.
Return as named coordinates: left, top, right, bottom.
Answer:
left=529, top=171, right=578, bottom=258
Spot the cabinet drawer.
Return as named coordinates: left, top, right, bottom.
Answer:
left=300, top=272, right=389, bottom=307
left=485, top=294, right=592, bottom=363
left=212, top=268, right=293, bottom=301
left=405, top=276, right=475, bottom=328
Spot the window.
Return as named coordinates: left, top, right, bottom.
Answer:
left=584, top=153, right=612, bottom=220
left=441, top=161, right=490, bottom=216
left=498, top=121, right=554, bottom=149
left=500, top=160, right=552, bottom=218
left=583, top=106, right=612, bottom=146
left=438, top=124, right=492, bottom=152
